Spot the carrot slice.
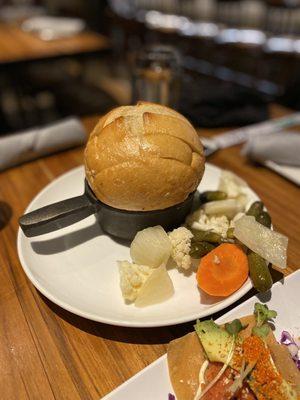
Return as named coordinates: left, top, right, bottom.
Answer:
left=196, top=243, right=249, bottom=297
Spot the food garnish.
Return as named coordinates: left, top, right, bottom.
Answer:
left=234, top=215, right=288, bottom=269
left=193, top=359, right=209, bottom=400
left=196, top=243, right=249, bottom=297
left=280, top=331, right=300, bottom=370
left=243, top=334, right=297, bottom=400
left=228, top=357, right=256, bottom=396
left=252, top=303, right=277, bottom=338
left=225, top=319, right=248, bottom=336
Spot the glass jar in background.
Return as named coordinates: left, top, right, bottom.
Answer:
left=131, top=44, right=181, bottom=109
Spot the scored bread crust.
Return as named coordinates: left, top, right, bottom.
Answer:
left=85, top=102, right=205, bottom=211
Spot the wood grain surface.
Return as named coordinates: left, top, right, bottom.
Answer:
left=0, top=104, right=299, bottom=399
left=0, top=24, right=109, bottom=64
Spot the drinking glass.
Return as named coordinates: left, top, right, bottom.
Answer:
left=131, top=44, right=181, bottom=108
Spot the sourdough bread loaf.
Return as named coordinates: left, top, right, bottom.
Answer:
left=84, top=102, right=205, bottom=211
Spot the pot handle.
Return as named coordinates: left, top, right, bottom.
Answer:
left=19, top=194, right=99, bottom=237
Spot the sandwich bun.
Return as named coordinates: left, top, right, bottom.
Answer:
left=84, top=102, right=205, bottom=211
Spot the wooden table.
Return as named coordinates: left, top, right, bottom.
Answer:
left=0, top=24, right=109, bottom=65
left=0, top=105, right=299, bottom=399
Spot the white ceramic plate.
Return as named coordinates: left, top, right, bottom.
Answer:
left=18, top=164, right=257, bottom=327
left=102, top=269, right=300, bottom=399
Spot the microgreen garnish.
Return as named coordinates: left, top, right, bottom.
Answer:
left=252, top=303, right=277, bottom=338
left=252, top=324, right=271, bottom=338
left=225, top=319, right=248, bottom=336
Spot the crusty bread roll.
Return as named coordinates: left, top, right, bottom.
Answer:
left=84, top=102, right=205, bottom=211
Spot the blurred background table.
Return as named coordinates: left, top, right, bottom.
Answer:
left=0, top=24, right=109, bottom=65
left=0, top=104, right=299, bottom=400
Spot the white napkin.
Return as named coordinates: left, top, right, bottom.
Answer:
left=0, top=117, right=86, bottom=171
left=242, top=131, right=300, bottom=185
left=243, top=132, right=300, bottom=167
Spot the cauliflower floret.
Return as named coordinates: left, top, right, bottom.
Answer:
left=218, top=170, right=248, bottom=199
left=118, top=260, right=152, bottom=302
left=168, top=227, right=193, bottom=270
left=187, top=209, right=230, bottom=238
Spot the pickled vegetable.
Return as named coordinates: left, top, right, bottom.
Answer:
left=130, top=226, right=171, bottom=268
left=236, top=193, right=248, bottom=208
left=246, top=201, right=264, bottom=219
left=218, top=170, right=248, bottom=198
left=191, top=229, right=222, bottom=244
left=248, top=252, right=273, bottom=292
left=190, top=241, right=215, bottom=258
left=256, top=211, right=272, bottom=228
left=197, top=244, right=249, bottom=296
left=203, top=199, right=244, bottom=219
left=135, top=264, right=174, bottom=307
left=234, top=216, right=288, bottom=269
left=200, top=191, right=227, bottom=204
left=226, top=227, right=235, bottom=239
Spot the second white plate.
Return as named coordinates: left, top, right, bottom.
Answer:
left=18, top=164, right=257, bottom=327
left=102, top=270, right=300, bottom=399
